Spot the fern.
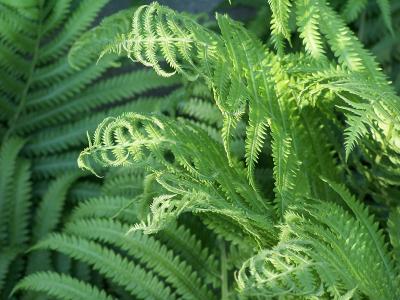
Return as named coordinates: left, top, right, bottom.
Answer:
left=2, top=1, right=399, bottom=299
left=238, top=180, right=400, bottom=298
left=31, top=234, right=175, bottom=299
left=78, top=113, right=275, bottom=245
left=388, top=207, right=400, bottom=268
left=95, top=2, right=400, bottom=191
left=268, top=0, right=292, bottom=53
left=65, top=219, right=214, bottom=299
left=0, top=1, right=182, bottom=297
left=7, top=160, right=31, bottom=246
left=0, top=248, right=19, bottom=292
left=17, top=196, right=225, bottom=299
left=69, top=194, right=221, bottom=285
left=296, top=0, right=324, bottom=58
left=72, top=2, right=400, bottom=299
left=14, top=272, right=115, bottom=300
left=0, top=137, right=25, bottom=244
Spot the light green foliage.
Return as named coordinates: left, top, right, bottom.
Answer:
left=72, top=1, right=400, bottom=299
left=237, top=181, right=400, bottom=298
left=79, top=113, right=275, bottom=246
left=1, top=0, right=399, bottom=299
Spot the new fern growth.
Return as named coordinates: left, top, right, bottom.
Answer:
left=2, top=0, right=400, bottom=299
left=73, top=2, right=400, bottom=299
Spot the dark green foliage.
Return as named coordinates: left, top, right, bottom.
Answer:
left=0, top=0, right=182, bottom=298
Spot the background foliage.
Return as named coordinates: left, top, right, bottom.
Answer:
left=0, top=0, right=399, bottom=299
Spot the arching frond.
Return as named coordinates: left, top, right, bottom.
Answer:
left=32, top=234, right=175, bottom=299
left=13, top=272, right=115, bottom=300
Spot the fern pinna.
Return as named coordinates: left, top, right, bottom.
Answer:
left=2, top=0, right=400, bottom=299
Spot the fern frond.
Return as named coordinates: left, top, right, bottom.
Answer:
left=178, top=98, right=222, bottom=126
left=0, top=137, right=25, bottom=245
left=376, top=0, right=394, bottom=34
left=0, top=16, right=34, bottom=54
left=32, top=151, right=80, bottom=178
left=283, top=192, right=400, bottom=298
left=0, top=42, right=29, bottom=77
left=23, top=92, right=181, bottom=155
left=99, top=2, right=217, bottom=78
left=31, top=172, right=81, bottom=241
left=319, top=1, right=380, bottom=74
left=323, top=179, right=398, bottom=287
left=78, top=113, right=275, bottom=244
left=69, top=196, right=220, bottom=286
left=239, top=195, right=399, bottom=298
left=388, top=207, right=400, bottom=268
left=296, top=0, right=324, bottom=58
left=341, top=100, right=372, bottom=159
left=0, top=70, right=23, bottom=98
left=102, top=170, right=144, bottom=198
left=68, top=181, right=101, bottom=202
left=42, top=0, right=72, bottom=35
left=26, top=58, right=112, bottom=111
left=14, top=271, right=115, bottom=300
left=237, top=242, right=324, bottom=298
left=68, top=7, right=133, bottom=68
left=162, top=223, right=220, bottom=285
left=69, top=196, right=138, bottom=223
left=0, top=0, right=36, bottom=8
left=65, top=218, right=216, bottom=300
left=7, top=160, right=31, bottom=246
left=342, top=0, right=368, bottom=23
left=0, top=96, right=15, bottom=120
left=99, top=4, right=330, bottom=194
left=26, top=172, right=81, bottom=273
left=19, top=71, right=180, bottom=134
left=296, top=64, right=400, bottom=157
left=38, top=0, right=110, bottom=63
left=217, top=15, right=272, bottom=187
left=0, top=3, right=37, bottom=37
left=271, top=126, right=299, bottom=220
left=32, top=233, right=174, bottom=299
left=31, top=57, right=76, bottom=88
left=268, top=0, right=292, bottom=53
left=0, top=247, right=19, bottom=292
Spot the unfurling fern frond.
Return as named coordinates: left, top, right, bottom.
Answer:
left=93, top=2, right=399, bottom=197
left=1, top=0, right=182, bottom=183
left=78, top=113, right=275, bottom=247
left=237, top=242, right=325, bottom=298
left=96, top=3, right=285, bottom=187
left=238, top=180, right=400, bottom=298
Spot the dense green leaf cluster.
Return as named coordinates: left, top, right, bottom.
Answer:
left=0, top=0, right=183, bottom=298
left=1, top=0, right=400, bottom=299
